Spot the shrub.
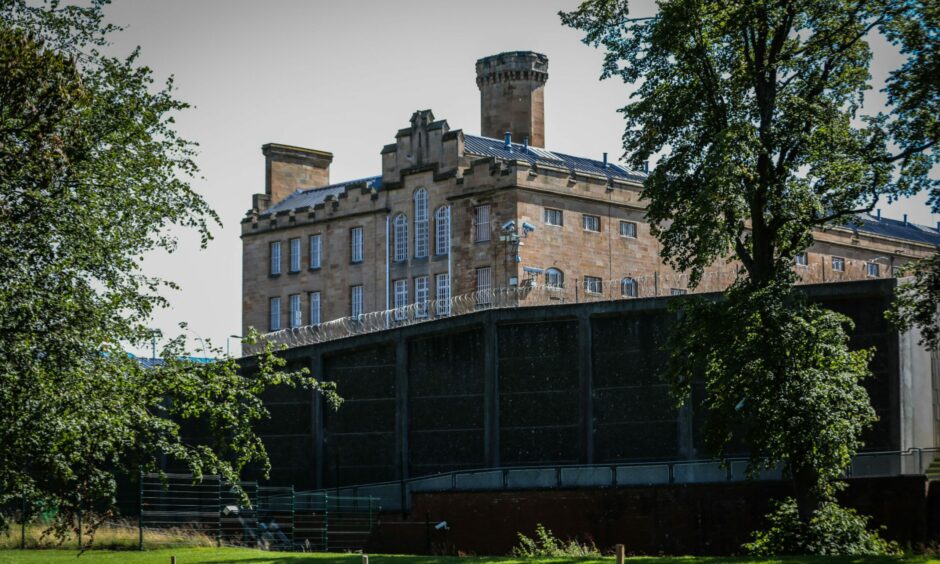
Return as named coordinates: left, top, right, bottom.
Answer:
left=744, top=498, right=900, bottom=556
left=512, top=523, right=599, bottom=558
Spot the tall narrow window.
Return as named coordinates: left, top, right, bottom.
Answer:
left=473, top=205, right=491, bottom=242
left=309, top=291, right=321, bottom=325
left=415, top=276, right=429, bottom=318
left=545, top=268, right=564, bottom=288
left=269, top=297, right=281, bottom=331
left=289, top=293, right=302, bottom=328
left=394, top=214, right=408, bottom=261
left=309, top=234, right=322, bottom=269
left=414, top=188, right=429, bottom=258
left=393, top=279, right=408, bottom=320
left=289, top=238, right=301, bottom=272
left=350, top=285, right=363, bottom=318
left=584, top=276, right=602, bottom=294
left=476, top=266, right=492, bottom=305
left=270, top=241, right=282, bottom=276
left=350, top=227, right=363, bottom=263
left=619, top=221, right=637, bottom=238
left=435, top=206, right=450, bottom=255
left=436, top=273, right=451, bottom=316
left=621, top=277, right=638, bottom=297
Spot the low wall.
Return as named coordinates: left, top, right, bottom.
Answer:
left=367, top=476, right=932, bottom=556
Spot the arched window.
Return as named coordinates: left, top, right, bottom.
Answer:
left=545, top=268, right=564, bottom=288
left=621, top=277, right=638, bottom=298
left=394, top=214, right=408, bottom=262
left=435, top=206, right=450, bottom=255
left=414, top=188, right=429, bottom=258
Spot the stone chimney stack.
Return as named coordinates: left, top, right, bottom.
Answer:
left=476, top=51, right=548, bottom=148
left=260, top=143, right=333, bottom=207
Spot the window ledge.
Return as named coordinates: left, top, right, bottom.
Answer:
left=268, top=273, right=282, bottom=279
left=309, top=266, right=322, bottom=272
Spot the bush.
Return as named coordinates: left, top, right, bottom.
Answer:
left=744, top=498, right=900, bottom=556
left=512, top=523, right=599, bottom=558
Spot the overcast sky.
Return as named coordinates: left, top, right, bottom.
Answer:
left=101, top=0, right=938, bottom=357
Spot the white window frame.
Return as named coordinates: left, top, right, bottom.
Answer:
left=473, top=205, right=491, bottom=242
left=309, top=234, right=321, bottom=269
left=583, top=215, right=600, bottom=232
left=476, top=266, right=492, bottom=305
left=621, top=277, right=638, bottom=297
left=269, top=296, right=281, bottom=331
left=270, top=241, right=282, bottom=276
left=584, top=276, right=602, bottom=294
left=435, top=206, right=450, bottom=256
left=289, top=293, right=302, bottom=328
left=867, top=262, right=880, bottom=277
left=619, top=221, right=637, bottom=238
left=545, top=268, right=564, bottom=288
left=350, top=227, right=363, bottom=263
left=544, top=208, right=563, bottom=227
left=309, top=291, right=321, bottom=326
left=393, top=279, right=408, bottom=321
left=414, top=276, right=429, bottom=318
left=350, top=285, right=363, bottom=318
left=289, top=238, right=301, bottom=272
left=832, top=256, right=845, bottom=272
left=795, top=252, right=808, bottom=267
left=414, top=189, right=429, bottom=259
left=394, top=214, right=408, bottom=262
left=436, top=273, right=451, bottom=316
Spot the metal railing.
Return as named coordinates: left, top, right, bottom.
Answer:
left=247, top=259, right=897, bottom=354
left=318, top=448, right=939, bottom=513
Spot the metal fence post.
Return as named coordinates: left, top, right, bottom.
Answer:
left=216, top=476, right=222, bottom=548
left=138, top=466, right=144, bottom=551
left=20, top=493, right=26, bottom=549
left=323, top=492, right=329, bottom=552
left=290, top=485, right=295, bottom=551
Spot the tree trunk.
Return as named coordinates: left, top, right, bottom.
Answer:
left=792, top=466, right=822, bottom=523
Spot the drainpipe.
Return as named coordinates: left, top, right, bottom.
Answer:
left=385, top=214, right=390, bottom=327
left=447, top=205, right=453, bottom=303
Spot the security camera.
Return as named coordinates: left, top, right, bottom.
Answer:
left=435, top=521, right=449, bottom=531
left=501, top=220, right=516, bottom=231
left=521, top=222, right=536, bottom=234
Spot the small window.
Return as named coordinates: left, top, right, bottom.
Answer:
left=270, top=241, right=282, bottom=276
left=670, top=288, right=688, bottom=296
left=309, top=234, right=322, bottom=269
left=289, top=293, right=302, bottom=328
left=545, top=268, right=564, bottom=288
left=436, top=273, right=451, bottom=316
left=309, top=292, right=321, bottom=326
left=476, top=266, right=492, bottom=304
left=415, top=276, right=429, bottom=318
left=289, top=238, right=301, bottom=272
left=795, top=252, right=808, bottom=267
left=584, top=276, right=603, bottom=294
left=619, top=221, right=637, bottom=238
left=350, top=285, right=363, bottom=318
left=269, top=297, right=281, bottom=331
left=474, top=205, right=491, bottom=242
left=393, top=279, right=408, bottom=321
left=544, top=208, right=563, bottom=226
left=351, top=226, right=363, bottom=263
left=832, top=256, right=845, bottom=272
left=435, top=206, right=450, bottom=256
left=621, top=277, right=638, bottom=297
left=583, top=215, right=600, bottom=232
left=394, top=214, right=408, bottom=261
left=867, top=262, right=880, bottom=277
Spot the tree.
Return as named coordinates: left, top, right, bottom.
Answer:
left=562, top=0, right=938, bottom=538
left=0, top=1, right=339, bottom=542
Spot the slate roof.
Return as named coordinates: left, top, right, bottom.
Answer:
left=266, top=176, right=383, bottom=215
left=845, top=214, right=940, bottom=246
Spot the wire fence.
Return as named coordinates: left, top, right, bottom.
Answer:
left=139, top=472, right=377, bottom=552
left=247, top=257, right=897, bottom=354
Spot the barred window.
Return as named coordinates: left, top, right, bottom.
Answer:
left=867, top=262, right=880, bottom=277
left=545, top=268, right=564, bottom=288
left=476, top=266, right=492, bottom=304
left=269, top=297, right=281, bottom=331
left=289, top=238, right=301, bottom=272
left=309, top=234, right=322, bottom=269
left=544, top=208, right=563, bottom=226
left=832, top=256, right=845, bottom=272
left=350, top=285, right=363, bottom=318
left=309, top=291, right=321, bottom=325
left=394, top=214, right=408, bottom=262
left=289, top=293, right=302, bottom=328
left=619, top=221, right=637, bottom=238
left=621, top=277, right=637, bottom=297
left=415, top=276, right=429, bottom=318
left=473, top=205, right=491, bottom=242
left=393, top=279, right=408, bottom=321
left=350, top=227, right=363, bottom=263
left=414, top=188, right=428, bottom=258
left=436, top=273, right=451, bottom=316
left=584, top=276, right=602, bottom=294
left=435, top=206, right=450, bottom=255
left=795, top=252, right=808, bottom=266
left=270, top=241, right=282, bottom=276
left=671, top=288, right=688, bottom=296
left=583, top=215, right=600, bottom=232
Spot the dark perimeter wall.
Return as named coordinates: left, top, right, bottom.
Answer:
left=249, top=279, right=899, bottom=490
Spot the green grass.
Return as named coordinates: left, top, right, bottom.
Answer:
left=0, top=548, right=937, bottom=564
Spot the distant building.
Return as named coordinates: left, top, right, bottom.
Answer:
left=241, top=51, right=940, bottom=337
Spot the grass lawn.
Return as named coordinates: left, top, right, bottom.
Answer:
left=0, top=548, right=938, bottom=564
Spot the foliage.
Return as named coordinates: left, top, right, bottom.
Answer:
left=744, top=498, right=900, bottom=556
left=0, top=0, right=340, bottom=546
left=512, top=523, right=600, bottom=558
left=888, top=254, right=940, bottom=350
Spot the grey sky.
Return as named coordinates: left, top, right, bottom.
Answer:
left=100, top=0, right=937, bottom=357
